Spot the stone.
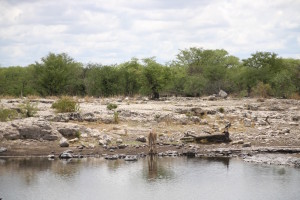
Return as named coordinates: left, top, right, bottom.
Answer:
left=208, top=95, right=217, bottom=101
left=118, top=144, right=127, bottom=149
left=47, top=154, right=55, bottom=159
left=289, top=122, right=299, bottom=126
left=242, top=142, right=251, bottom=148
left=69, top=138, right=79, bottom=143
left=57, top=123, right=80, bottom=137
left=191, top=108, right=205, bottom=116
left=136, top=135, right=147, bottom=143
left=3, top=119, right=59, bottom=141
left=279, top=128, right=290, bottom=134
left=99, top=139, right=107, bottom=145
left=232, top=140, right=244, bottom=145
left=292, top=116, right=300, bottom=121
left=218, top=90, right=228, bottom=98
left=59, top=137, right=69, bottom=147
left=3, top=127, right=20, bottom=140
left=82, top=113, right=97, bottom=122
left=258, top=120, right=267, bottom=126
left=116, top=138, right=123, bottom=144
left=53, top=114, right=70, bottom=122
left=59, top=152, right=73, bottom=159
left=0, top=147, right=7, bottom=153
left=244, top=118, right=252, bottom=127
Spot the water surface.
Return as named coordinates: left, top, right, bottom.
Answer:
left=0, top=157, right=299, bottom=200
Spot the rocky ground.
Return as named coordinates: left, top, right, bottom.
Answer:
left=0, top=96, right=299, bottom=166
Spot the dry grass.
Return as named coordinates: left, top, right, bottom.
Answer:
left=0, top=95, right=16, bottom=99
left=290, top=93, right=300, bottom=100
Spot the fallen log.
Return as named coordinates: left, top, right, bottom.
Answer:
left=182, top=131, right=231, bottom=143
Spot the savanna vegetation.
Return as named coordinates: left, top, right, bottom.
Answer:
left=0, top=48, right=299, bottom=99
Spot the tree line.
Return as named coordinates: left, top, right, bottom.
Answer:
left=0, top=47, right=299, bottom=99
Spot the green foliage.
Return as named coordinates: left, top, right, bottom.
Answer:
left=19, top=101, right=38, bottom=117
left=84, top=64, right=122, bottom=97
left=0, top=50, right=299, bottom=99
left=75, top=131, right=81, bottom=139
left=107, top=103, right=118, bottom=110
left=271, top=70, right=296, bottom=98
left=0, top=106, right=18, bottom=122
left=0, top=66, right=37, bottom=97
left=140, top=58, right=169, bottom=99
left=52, top=97, right=79, bottom=113
left=118, top=58, right=142, bottom=96
left=34, top=53, right=84, bottom=96
left=218, top=107, right=225, bottom=113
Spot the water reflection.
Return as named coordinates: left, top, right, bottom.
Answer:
left=200, top=157, right=230, bottom=168
left=1, top=157, right=300, bottom=200
left=147, top=155, right=158, bottom=180
left=144, top=156, right=176, bottom=182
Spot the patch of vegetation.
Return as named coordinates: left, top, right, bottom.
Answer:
left=113, top=111, right=119, bottom=124
left=251, top=82, right=272, bottom=98
left=107, top=103, right=118, bottom=110
left=0, top=106, right=18, bottom=122
left=0, top=50, right=299, bottom=99
left=19, top=101, right=38, bottom=117
left=51, top=96, right=79, bottom=113
left=185, top=111, right=194, bottom=118
left=218, top=107, right=225, bottom=113
left=75, top=131, right=81, bottom=139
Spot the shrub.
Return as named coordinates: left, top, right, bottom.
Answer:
left=52, top=97, right=79, bottom=113
left=75, top=131, right=81, bottom=139
left=0, top=106, right=18, bottom=122
left=107, top=103, right=118, bottom=110
left=251, top=82, right=272, bottom=98
left=218, top=107, right=225, bottom=113
left=113, top=111, right=119, bottom=124
left=19, top=101, right=38, bottom=117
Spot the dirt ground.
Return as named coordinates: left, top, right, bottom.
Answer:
left=0, top=96, right=299, bottom=157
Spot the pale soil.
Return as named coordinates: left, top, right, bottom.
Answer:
left=0, top=97, right=299, bottom=157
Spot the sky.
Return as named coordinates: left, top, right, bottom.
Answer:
left=0, top=0, right=300, bottom=67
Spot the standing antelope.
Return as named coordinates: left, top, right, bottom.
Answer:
left=148, top=131, right=157, bottom=155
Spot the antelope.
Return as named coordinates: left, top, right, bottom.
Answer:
left=148, top=131, right=157, bottom=155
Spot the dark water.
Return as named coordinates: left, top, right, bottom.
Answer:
left=0, top=157, right=300, bottom=200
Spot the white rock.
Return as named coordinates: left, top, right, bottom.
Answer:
left=244, top=118, right=252, bottom=127
left=59, top=137, right=69, bottom=147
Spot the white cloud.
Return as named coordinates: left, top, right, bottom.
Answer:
left=0, top=0, right=300, bottom=66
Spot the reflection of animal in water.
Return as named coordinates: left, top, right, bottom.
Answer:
left=148, top=131, right=157, bottom=155
left=148, top=155, right=158, bottom=180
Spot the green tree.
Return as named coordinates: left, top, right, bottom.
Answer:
left=271, top=70, right=296, bottom=98
left=175, top=47, right=240, bottom=95
left=0, top=66, right=36, bottom=97
left=85, top=64, right=121, bottom=97
left=164, top=64, right=187, bottom=96
left=140, top=58, right=168, bottom=99
left=33, top=53, right=84, bottom=96
left=118, top=58, right=142, bottom=96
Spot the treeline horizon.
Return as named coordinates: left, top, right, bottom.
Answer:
left=0, top=47, right=299, bottom=99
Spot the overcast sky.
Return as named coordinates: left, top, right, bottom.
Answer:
left=0, top=0, right=300, bottom=66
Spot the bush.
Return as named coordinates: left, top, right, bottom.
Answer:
left=19, top=101, right=38, bottom=117
left=218, top=107, right=225, bottom=113
left=75, top=131, right=81, bottom=139
left=107, top=103, right=118, bottom=110
left=52, top=97, right=79, bottom=113
left=0, top=106, right=18, bottom=122
left=113, top=111, right=119, bottom=124
left=251, top=82, right=272, bottom=98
